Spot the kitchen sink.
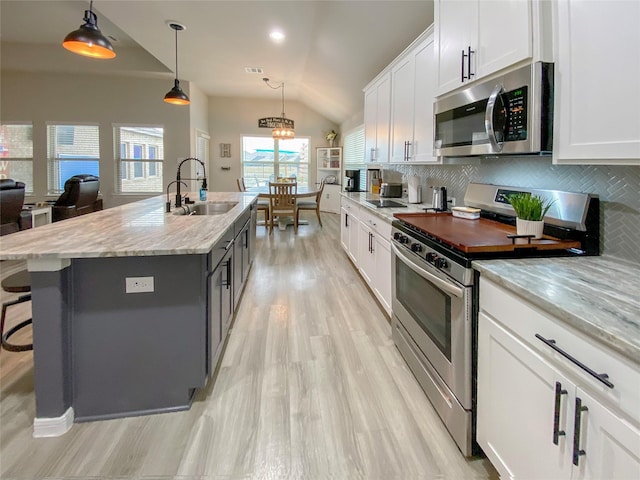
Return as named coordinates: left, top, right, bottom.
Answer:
left=173, top=201, right=238, bottom=215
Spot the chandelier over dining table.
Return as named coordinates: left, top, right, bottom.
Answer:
left=261, top=78, right=295, bottom=140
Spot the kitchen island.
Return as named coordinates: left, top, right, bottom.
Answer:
left=0, top=192, right=257, bottom=437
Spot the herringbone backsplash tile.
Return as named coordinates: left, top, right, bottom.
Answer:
left=389, top=158, right=640, bottom=264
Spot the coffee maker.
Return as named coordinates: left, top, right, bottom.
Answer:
left=344, top=169, right=360, bottom=192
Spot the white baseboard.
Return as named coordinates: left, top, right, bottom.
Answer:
left=33, top=407, right=74, bottom=437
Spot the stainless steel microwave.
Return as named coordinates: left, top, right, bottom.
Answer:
left=434, top=62, right=554, bottom=157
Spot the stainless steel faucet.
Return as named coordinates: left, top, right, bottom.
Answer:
left=175, top=157, right=208, bottom=208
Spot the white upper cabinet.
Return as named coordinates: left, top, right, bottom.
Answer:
left=435, top=0, right=477, bottom=95
left=435, top=0, right=543, bottom=96
left=553, top=0, right=640, bottom=165
left=390, top=29, right=438, bottom=164
left=364, top=72, right=391, bottom=163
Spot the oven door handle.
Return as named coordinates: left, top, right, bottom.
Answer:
left=392, top=243, right=464, bottom=298
left=485, top=83, right=505, bottom=153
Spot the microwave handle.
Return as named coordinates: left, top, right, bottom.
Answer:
left=391, top=243, right=464, bottom=298
left=485, top=83, right=505, bottom=153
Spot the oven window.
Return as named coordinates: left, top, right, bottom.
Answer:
left=396, top=260, right=451, bottom=360
left=435, top=97, right=489, bottom=148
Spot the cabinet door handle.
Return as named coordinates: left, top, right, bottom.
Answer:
left=467, top=46, right=475, bottom=79
left=345, top=213, right=349, bottom=228
left=572, top=397, right=588, bottom=466
left=553, top=381, right=568, bottom=445
left=535, top=334, right=614, bottom=388
left=225, top=260, right=231, bottom=289
left=461, top=49, right=466, bottom=82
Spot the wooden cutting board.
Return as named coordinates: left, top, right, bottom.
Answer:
left=393, top=212, right=581, bottom=253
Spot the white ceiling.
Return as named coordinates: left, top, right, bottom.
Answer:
left=0, top=1, right=434, bottom=125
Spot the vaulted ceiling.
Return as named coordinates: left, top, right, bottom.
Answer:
left=0, top=1, right=434, bottom=124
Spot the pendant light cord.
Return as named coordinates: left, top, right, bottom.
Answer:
left=174, top=27, right=179, bottom=79
left=263, top=78, right=287, bottom=117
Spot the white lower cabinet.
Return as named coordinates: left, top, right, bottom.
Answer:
left=477, top=278, right=640, bottom=480
left=357, top=208, right=392, bottom=315
left=320, top=184, right=341, bottom=214
left=340, top=196, right=392, bottom=316
left=340, top=197, right=359, bottom=265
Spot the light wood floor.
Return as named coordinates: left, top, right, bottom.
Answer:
left=0, top=213, right=497, bottom=479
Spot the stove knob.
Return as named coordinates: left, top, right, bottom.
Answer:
left=435, top=258, right=448, bottom=269
left=399, top=235, right=410, bottom=244
left=410, top=243, right=422, bottom=253
left=393, top=232, right=402, bottom=241
left=426, top=252, right=437, bottom=263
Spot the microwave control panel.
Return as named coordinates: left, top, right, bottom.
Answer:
left=504, top=86, right=528, bottom=142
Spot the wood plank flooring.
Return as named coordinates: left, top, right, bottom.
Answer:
left=0, top=214, right=497, bottom=479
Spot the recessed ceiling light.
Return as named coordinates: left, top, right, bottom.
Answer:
left=269, top=30, right=285, bottom=43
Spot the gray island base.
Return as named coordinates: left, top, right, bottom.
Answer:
left=0, top=192, right=257, bottom=436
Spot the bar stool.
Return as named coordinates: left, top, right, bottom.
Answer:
left=0, top=269, right=33, bottom=352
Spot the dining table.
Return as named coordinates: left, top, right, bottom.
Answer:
left=247, top=183, right=320, bottom=231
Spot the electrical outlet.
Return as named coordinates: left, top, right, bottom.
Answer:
left=449, top=197, right=456, bottom=207
left=125, top=276, right=154, bottom=293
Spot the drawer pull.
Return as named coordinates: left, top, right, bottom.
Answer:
left=552, top=381, right=567, bottom=445
left=535, top=334, right=614, bottom=389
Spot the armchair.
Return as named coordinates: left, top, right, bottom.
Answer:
left=52, top=174, right=103, bottom=222
left=0, top=179, right=27, bottom=236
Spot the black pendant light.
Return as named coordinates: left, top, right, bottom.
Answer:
left=164, top=22, right=190, bottom=106
left=62, top=0, right=116, bottom=59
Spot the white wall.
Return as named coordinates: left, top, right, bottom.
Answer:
left=207, top=96, right=338, bottom=192
left=1, top=70, right=340, bottom=203
left=0, top=70, right=191, bottom=207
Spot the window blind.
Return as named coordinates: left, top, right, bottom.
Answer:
left=47, top=124, right=100, bottom=193
left=343, top=125, right=365, bottom=165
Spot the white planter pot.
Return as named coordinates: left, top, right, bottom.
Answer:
left=516, top=218, right=544, bottom=239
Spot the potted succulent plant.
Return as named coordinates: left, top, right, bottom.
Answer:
left=506, top=193, right=555, bottom=239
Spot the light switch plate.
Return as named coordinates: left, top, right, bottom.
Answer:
left=125, top=276, right=154, bottom=293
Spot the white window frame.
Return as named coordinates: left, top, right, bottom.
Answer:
left=241, top=135, right=310, bottom=189
left=0, top=122, right=34, bottom=193
left=46, top=122, right=100, bottom=194
left=114, top=124, right=164, bottom=194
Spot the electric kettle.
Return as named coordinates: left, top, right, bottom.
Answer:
left=431, top=186, right=448, bottom=211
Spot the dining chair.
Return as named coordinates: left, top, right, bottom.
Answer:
left=238, top=177, right=269, bottom=224
left=296, top=179, right=324, bottom=228
left=268, top=181, right=298, bottom=234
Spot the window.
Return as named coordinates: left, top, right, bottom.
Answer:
left=148, top=146, right=158, bottom=177
left=241, top=136, right=309, bottom=189
left=343, top=124, right=365, bottom=165
left=114, top=126, right=164, bottom=193
left=47, top=124, right=100, bottom=193
left=0, top=123, right=34, bottom=193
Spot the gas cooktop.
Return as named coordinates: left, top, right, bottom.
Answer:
left=365, top=199, right=407, bottom=209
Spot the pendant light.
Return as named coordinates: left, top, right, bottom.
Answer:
left=62, top=0, right=116, bottom=59
left=164, top=22, right=190, bottom=106
left=263, top=78, right=295, bottom=140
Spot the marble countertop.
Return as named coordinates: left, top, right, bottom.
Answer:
left=474, top=257, right=640, bottom=364
left=341, top=192, right=432, bottom=222
left=0, top=192, right=257, bottom=260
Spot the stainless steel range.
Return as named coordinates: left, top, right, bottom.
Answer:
left=391, top=183, right=599, bottom=456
